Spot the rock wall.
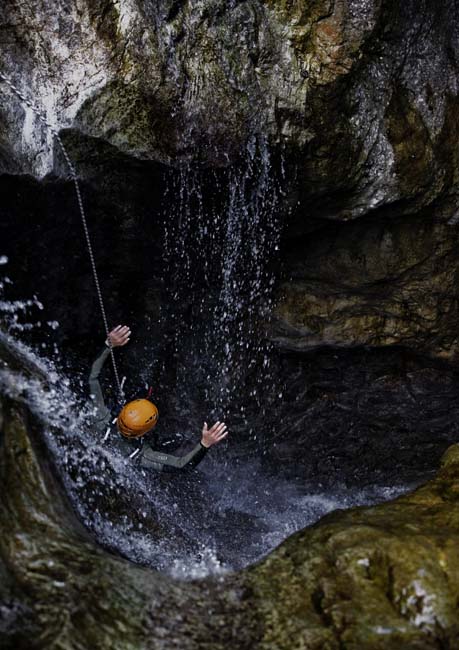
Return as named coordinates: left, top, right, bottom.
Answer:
left=272, top=215, right=459, bottom=359
left=1, top=1, right=458, bottom=203
left=249, top=443, right=459, bottom=649
left=1, top=1, right=459, bottom=362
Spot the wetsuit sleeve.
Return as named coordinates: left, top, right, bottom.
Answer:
left=89, top=346, right=111, bottom=426
left=140, top=442, right=208, bottom=472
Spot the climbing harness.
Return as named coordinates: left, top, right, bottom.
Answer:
left=0, top=72, right=124, bottom=398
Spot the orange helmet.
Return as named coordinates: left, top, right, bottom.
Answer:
left=117, top=399, right=159, bottom=439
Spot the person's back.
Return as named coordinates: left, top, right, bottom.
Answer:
left=89, top=325, right=228, bottom=472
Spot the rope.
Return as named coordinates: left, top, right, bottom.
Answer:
left=0, top=71, right=124, bottom=398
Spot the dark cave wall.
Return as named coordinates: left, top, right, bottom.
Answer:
left=272, top=212, right=459, bottom=360
left=0, top=137, right=168, bottom=365
left=1, top=0, right=459, bottom=351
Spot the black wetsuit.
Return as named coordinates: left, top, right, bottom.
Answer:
left=89, top=346, right=207, bottom=471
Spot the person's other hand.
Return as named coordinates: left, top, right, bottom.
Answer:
left=107, top=325, right=131, bottom=348
left=201, top=421, right=228, bottom=448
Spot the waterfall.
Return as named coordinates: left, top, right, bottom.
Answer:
left=160, top=135, right=282, bottom=439
left=0, top=171, right=411, bottom=579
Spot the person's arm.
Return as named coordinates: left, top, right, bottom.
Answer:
left=140, top=442, right=208, bottom=471
left=89, top=346, right=111, bottom=424
left=139, top=421, right=228, bottom=472
left=89, top=325, right=131, bottom=426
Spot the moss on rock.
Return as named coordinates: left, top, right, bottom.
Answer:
left=248, top=443, right=459, bottom=648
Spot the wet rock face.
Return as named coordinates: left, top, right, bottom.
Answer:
left=0, top=0, right=298, bottom=172
left=0, top=1, right=458, bottom=216
left=249, top=444, right=459, bottom=650
left=262, top=346, right=459, bottom=488
left=272, top=215, right=459, bottom=359
left=0, top=400, right=232, bottom=650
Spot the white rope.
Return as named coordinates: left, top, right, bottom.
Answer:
left=0, top=71, right=124, bottom=398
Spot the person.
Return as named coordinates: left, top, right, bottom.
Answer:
left=89, top=324, right=228, bottom=472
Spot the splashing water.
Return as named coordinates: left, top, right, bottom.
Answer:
left=0, top=303, right=413, bottom=579
left=0, top=321, right=412, bottom=575
left=0, top=256, right=49, bottom=334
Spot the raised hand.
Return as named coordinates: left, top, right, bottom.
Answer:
left=107, top=325, right=131, bottom=348
left=201, top=421, right=228, bottom=448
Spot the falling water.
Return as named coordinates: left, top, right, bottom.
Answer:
left=160, top=135, right=282, bottom=442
